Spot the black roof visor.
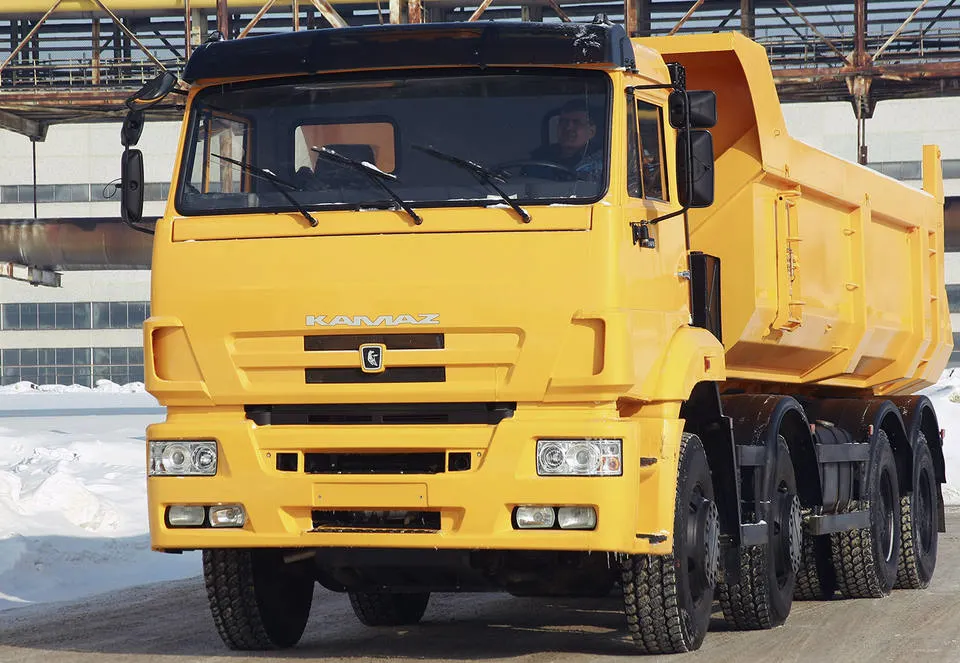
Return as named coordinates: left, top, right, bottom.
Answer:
left=182, top=22, right=634, bottom=82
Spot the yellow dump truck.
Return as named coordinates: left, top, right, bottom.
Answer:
left=120, top=19, right=951, bottom=653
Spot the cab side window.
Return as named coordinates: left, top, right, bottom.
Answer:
left=626, top=94, right=668, bottom=201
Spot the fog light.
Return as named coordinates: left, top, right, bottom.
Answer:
left=208, top=504, right=246, bottom=528
left=515, top=506, right=556, bottom=529
left=557, top=506, right=597, bottom=530
left=167, top=505, right=206, bottom=527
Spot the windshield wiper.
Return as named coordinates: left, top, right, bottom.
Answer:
left=311, top=146, right=422, bottom=226
left=412, top=145, right=531, bottom=224
left=210, top=153, right=318, bottom=227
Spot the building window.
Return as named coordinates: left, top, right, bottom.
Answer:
left=0, top=301, right=149, bottom=330
left=0, top=345, right=145, bottom=387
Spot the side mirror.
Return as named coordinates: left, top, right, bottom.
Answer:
left=121, top=149, right=145, bottom=224
left=121, top=110, right=144, bottom=147
left=125, top=71, right=178, bottom=111
left=669, top=90, right=717, bottom=129
left=677, top=129, right=714, bottom=208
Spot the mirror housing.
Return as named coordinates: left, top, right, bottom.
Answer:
left=677, top=130, right=714, bottom=208
left=121, top=149, right=145, bottom=224
left=121, top=110, right=144, bottom=147
left=668, top=90, right=717, bottom=129
left=125, top=71, right=178, bottom=111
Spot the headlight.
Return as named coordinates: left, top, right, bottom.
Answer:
left=536, top=439, right=622, bottom=476
left=149, top=440, right=218, bottom=476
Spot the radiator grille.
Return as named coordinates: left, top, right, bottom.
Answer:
left=305, top=367, right=445, bottom=384
left=304, top=452, right=445, bottom=475
left=305, top=334, right=443, bottom=351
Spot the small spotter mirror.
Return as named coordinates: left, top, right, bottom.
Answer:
left=669, top=90, right=717, bottom=130
left=121, top=110, right=144, bottom=147
left=125, top=71, right=178, bottom=111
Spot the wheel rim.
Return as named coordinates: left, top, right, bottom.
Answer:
left=917, top=466, right=935, bottom=555
left=773, top=486, right=802, bottom=589
left=879, top=467, right=896, bottom=563
left=683, top=484, right=720, bottom=604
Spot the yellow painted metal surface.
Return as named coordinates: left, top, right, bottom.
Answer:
left=145, top=31, right=949, bottom=555
left=147, top=406, right=680, bottom=553
left=643, top=32, right=951, bottom=394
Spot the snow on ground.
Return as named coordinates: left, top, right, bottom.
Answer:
left=0, top=372, right=959, bottom=612
left=0, top=381, right=198, bottom=610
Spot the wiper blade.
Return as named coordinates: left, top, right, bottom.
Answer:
left=311, top=146, right=422, bottom=226
left=412, top=144, right=531, bottom=224
left=211, top=153, right=318, bottom=227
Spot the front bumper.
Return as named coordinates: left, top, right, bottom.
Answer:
left=147, top=405, right=682, bottom=555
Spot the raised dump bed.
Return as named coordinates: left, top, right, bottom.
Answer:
left=644, top=32, right=951, bottom=394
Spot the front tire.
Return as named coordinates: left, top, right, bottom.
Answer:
left=621, top=433, right=719, bottom=654
left=348, top=591, right=430, bottom=626
left=896, top=437, right=938, bottom=589
left=203, top=549, right=314, bottom=650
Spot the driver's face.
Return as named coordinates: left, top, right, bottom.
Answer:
left=557, top=111, right=595, bottom=154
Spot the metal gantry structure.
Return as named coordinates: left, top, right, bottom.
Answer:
left=0, top=1, right=957, bottom=143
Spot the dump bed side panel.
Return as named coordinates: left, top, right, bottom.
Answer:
left=639, top=33, right=951, bottom=394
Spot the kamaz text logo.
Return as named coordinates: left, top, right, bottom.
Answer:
left=305, top=314, right=440, bottom=327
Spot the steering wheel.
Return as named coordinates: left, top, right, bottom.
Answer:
left=494, top=159, right=579, bottom=182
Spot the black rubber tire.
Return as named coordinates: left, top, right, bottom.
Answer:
left=203, top=548, right=314, bottom=650
left=720, top=436, right=800, bottom=629
left=348, top=592, right=430, bottom=626
left=621, top=433, right=719, bottom=654
left=895, top=437, right=938, bottom=589
left=793, top=526, right=837, bottom=601
left=831, top=431, right=901, bottom=598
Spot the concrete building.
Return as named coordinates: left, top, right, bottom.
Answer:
left=0, top=98, right=958, bottom=386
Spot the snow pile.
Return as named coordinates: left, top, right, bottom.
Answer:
left=919, top=369, right=960, bottom=505
left=0, top=386, right=197, bottom=610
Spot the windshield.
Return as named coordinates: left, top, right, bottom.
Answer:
left=176, top=70, right=610, bottom=215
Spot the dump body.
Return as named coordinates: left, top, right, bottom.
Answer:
left=642, top=33, right=951, bottom=394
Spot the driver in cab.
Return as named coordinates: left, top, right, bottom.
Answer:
left=529, top=100, right=602, bottom=181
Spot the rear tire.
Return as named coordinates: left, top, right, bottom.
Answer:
left=720, top=436, right=801, bottom=629
left=831, top=431, right=901, bottom=598
left=794, top=527, right=836, bottom=601
left=621, top=433, right=719, bottom=653
left=348, top=591, right=430, bottom=626
left=896, top=437, right=938, bottom=589
left=203, top=549, right=314, bottom=650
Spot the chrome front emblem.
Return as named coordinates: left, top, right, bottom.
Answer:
left=359, top=343, right=386, bottom=373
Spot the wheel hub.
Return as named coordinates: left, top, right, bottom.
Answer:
left=695, top=498, right=721, bottom=590
left=787, top=494, right=803, bottom=576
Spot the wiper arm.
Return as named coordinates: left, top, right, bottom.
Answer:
left=311, top=146, right=422, bottom=226
left=412, top=144, right=531, bottom=224
left=210, top=153, right=318, bottom=227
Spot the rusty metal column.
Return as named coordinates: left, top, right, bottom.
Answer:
left=740, top=0, right=754, bottom=38
left=853, top=0, right=870, bottom=164
left=408, top=0, right=423, bottom=24
left=92, top=19, right=101, bottom=85
left=217, top=0, right=230, bottom=38
left=184, top=0, right=192, bottom=58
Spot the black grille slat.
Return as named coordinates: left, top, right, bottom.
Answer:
left=245, top=403, right=515, bottom=426
left=311, top=510, right=441, bottom=531
left=306, top=367, right=445, bottom=384
left=305, top=452, right=445, bottom=475
left=305, top=334, right=444, bottom=351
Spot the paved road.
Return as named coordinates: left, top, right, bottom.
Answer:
left=2, top=509, right=959, bottom=663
